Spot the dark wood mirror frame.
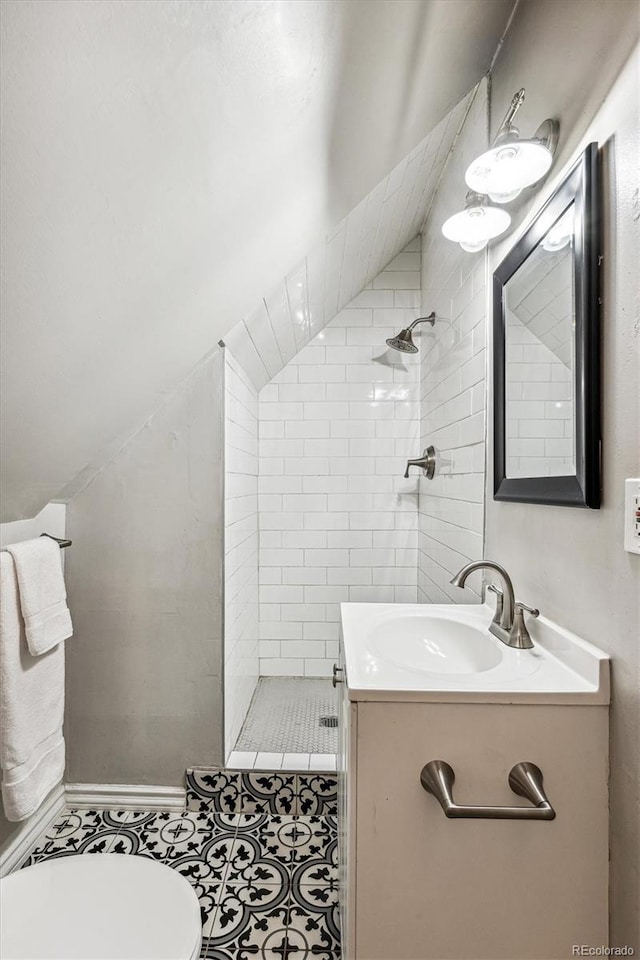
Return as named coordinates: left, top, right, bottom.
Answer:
left=493, top=142, right=600, bottom=508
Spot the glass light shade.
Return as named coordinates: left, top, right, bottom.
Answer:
left=541, top=207, right=574, bottom=252
left=488, top=187, right=522, bottom=205
left=459, top=239, right=488, bottom=253
left=465, top=139, right=553, bottom=196
left=442, top=202, right=511, bottom=246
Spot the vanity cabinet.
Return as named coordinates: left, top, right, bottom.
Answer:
left=337, top=620, right=610, bottom=960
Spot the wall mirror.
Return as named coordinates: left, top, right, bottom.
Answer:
left=493, top=142, right=600, bottom=508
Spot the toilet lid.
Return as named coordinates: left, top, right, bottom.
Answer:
left=0, top=854, right=202, bottom=960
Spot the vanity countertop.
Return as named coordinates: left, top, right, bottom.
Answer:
left=339, top=601, right=610, bottom=704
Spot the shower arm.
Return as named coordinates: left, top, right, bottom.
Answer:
left=407, top=312, right=436, bottom=331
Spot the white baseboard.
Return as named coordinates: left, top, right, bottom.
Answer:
left=0, top=783, right=66, bottom=877
left=0, top=781, right=186, bottom=877
left=65, top=782, right=186, bottom=811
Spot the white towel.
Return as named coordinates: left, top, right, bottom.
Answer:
left=5, top=537, right=72, bottom=655
left=0, top=552, right=65, bottom=821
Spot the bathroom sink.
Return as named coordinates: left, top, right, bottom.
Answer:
left=369, top=614, right=502, bottom=675
left=340, top=602, right=610, bottom=704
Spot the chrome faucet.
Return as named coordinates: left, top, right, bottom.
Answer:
left=450, top=560, right=539, bottom=649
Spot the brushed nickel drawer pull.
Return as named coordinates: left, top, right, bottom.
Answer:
left=420, top=760, right=555, bottom=820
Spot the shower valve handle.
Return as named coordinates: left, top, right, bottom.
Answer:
left=404, top=446, right=436, bottom=480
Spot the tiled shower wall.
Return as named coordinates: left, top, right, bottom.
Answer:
left=224, top=353, right=259, bottom=755
left=417, top=80, right=488, bottom=602
left=220, top=92, right=473, bottom=394
left=505, top=309, right=574, bottom=478
left=257, top=239, right=422, bottom=676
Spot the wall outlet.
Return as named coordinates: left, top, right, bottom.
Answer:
left=624, top=478, right=640, bottom=554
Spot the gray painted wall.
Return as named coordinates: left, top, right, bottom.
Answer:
left=64, top=350, right=225, bottom=786
left=488, top=4, right=640, bottom=948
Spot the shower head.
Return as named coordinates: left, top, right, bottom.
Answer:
left=386, top=312, right=436, bottom=354
left=386, top=328, right=419, bottom=353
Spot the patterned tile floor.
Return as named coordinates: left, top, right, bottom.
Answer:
left=23, top=806, right=340, bottom=959
left=186, top=769, right=338, bottom=817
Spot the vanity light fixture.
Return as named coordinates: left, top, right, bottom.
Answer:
left=441, top=191, right=511, bottom=253
left=465, top=89, right=559, bottom=204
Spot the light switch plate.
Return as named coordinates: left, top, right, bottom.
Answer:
left=624, top=478, right=640, bottom=554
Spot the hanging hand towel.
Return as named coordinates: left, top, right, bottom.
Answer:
left=5, top=537, right=72, bottom=655
left=0, top=552, right=65, bottom=821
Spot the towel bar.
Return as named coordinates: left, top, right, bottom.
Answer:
left=420, top=760, right=555, bottom=820
left=40, top=533, right=72, bottom=549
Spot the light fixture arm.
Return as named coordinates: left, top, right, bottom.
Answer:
left=497, top=88, right=526, bottom=139
left=493, top=89, right=558, bottom=156
left=464, top=190, right=487, bottom=207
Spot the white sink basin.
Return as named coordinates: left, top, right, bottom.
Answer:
left=369, top=614, right=503, bottom=675
left=340, top=602, right=610, bottom=704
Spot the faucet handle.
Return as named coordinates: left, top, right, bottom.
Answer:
left=404, top=446, right=436, bottom=480
left=509, top=602, right=540, bottom=650
left=515, top=601, right=539, bottom=618
left=486, top=583, right=504, bottom=626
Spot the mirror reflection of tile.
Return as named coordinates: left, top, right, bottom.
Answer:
left=504, top=205, right=576, bottom=479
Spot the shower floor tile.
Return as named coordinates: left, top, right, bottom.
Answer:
left=234, top=677, right=339, bottom=754
left=22, top=805, right=340, bottom=960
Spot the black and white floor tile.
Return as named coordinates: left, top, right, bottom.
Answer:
left=186, top=768, right=338, bottom=817
left=23, top=808, right=126, bottom=864
left=23, top=803, right=341, bottom=959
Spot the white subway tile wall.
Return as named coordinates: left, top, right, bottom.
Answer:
left=417, top=79, right=489, bottom=604
left=258, top=240, right=422, bottom=676
left=226, top=751, right=337, bottom=772
left=221, top=83, right=491, bottom=686
left=224, top=353, right=260, bottom=756
left=222, top=90, right=474, bottom=391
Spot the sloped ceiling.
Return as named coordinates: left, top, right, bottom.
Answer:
left=221, top=88, right=474, bottom=393
left=0, top=0, right=515, bottom=521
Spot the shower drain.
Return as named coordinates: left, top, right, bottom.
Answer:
left=319, top=716, right=339, bottom=728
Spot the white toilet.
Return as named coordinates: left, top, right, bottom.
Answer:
left=0, top=854, right=202, bottom=959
